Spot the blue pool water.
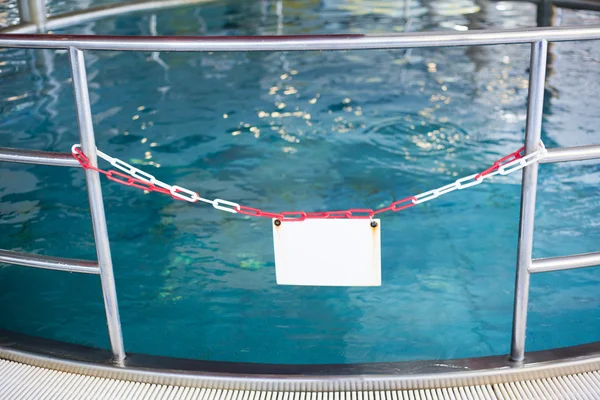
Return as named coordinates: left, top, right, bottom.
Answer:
left=1, top=0, right=600, bottom=364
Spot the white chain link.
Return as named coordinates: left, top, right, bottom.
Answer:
left=72, top=144, right=240, bottom=211
left=412, top=143, right=547, bottom=206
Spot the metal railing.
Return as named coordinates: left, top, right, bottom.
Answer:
left=4, top=0, right=212, bottom=34
left=1, top=0, right=600, bottom=366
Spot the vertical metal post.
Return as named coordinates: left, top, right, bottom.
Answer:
left=18, top=0, right=47, bottom=32
left=510, top=40, right=548, bottom=363
left=537, top=0, right=553, bottom=27
left=17, top=0, right=32, bottom=23
left=68, top=47, right=126, bottom=363
left=276, top=0, right=283, bottom=35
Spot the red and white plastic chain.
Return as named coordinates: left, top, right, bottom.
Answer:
left=71, top=142, right=546, bottom=221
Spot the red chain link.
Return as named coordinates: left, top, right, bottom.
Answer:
left=475, top=146, right=525, bottom=180
left=73, top=145, right=531, bottom=221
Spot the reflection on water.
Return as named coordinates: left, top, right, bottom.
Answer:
left=0, top=0, right=599, bottom=364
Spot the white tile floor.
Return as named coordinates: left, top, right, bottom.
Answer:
left=2, top=358, right=600, bottom=399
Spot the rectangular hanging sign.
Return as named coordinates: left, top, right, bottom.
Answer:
left=273, top=219, right=381, bottom=286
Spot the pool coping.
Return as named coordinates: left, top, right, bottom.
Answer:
left=1, top=329, right=600, bottom=390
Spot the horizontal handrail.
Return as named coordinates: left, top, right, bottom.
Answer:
left=0, top=147, right=80, bottom=167
left=2, top=0, right=600, bottom=35
left=2, top=144, right=598, bottom=168
left=0, top=0, right=213, bottom=34
left=0, top=249, right=100, bottom=274
left=540, top=144, right=600, bottom=163
left=1, top=24, right=37, bottom=34
left=1, top=25, right=600, bottom=52
left=530, top=251, right=600, bottom=273
left=551, top=0, right=600, bottom=10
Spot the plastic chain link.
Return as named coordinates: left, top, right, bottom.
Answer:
left=72, top=142, right=546, bottom=221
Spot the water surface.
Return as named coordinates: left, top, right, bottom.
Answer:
left=0, top=0, right=599, bottom=364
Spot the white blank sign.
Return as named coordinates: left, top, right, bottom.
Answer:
left=273, top=219, right=381, bottom=286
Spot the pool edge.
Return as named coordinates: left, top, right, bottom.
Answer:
left=1, top=329, right=600, bottom=390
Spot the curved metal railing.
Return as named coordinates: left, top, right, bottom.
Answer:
left=1, top=0, right=213, bottom=34
left=1, top=0, right=600, bottom=368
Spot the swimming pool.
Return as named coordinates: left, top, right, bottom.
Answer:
left=1, top=0, right=600, bottom=365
